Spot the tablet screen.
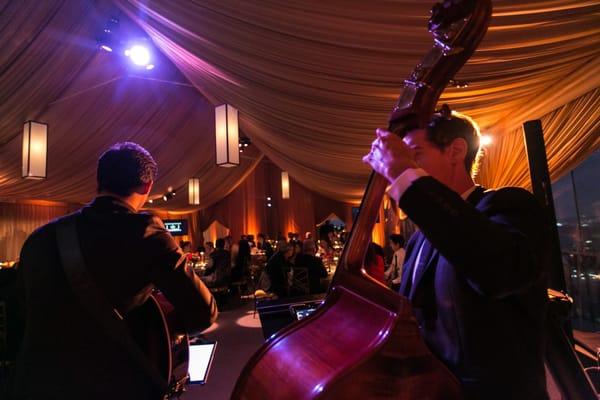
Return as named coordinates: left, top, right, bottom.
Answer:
left=188, top=342, right=217, bottom=384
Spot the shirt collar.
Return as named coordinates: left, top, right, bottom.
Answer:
left=90, top=195, right=137, bottom=213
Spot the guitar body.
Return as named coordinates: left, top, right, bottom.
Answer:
left=127, top=291, right=190, bottom=399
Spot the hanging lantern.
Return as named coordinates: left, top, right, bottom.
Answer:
left=22, top=121, right=48, bottom=180
left=215, top=104, right=239, bottom=167
left=188, top=178, right=200, bottom=205
left=281, top=171, right=290, bottom=199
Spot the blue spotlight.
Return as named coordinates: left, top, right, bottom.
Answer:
left=124, top=44, right=154, bottom=69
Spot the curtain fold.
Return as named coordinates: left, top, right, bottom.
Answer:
left=0, top=201, right=79, bottom=260
left=191, top=160, right=353, bottom=241
left=478, top=88, right=600, bottom=189
left=1, top=0, right=598, bottom=208
left=0, top=0, right=262, bottom=211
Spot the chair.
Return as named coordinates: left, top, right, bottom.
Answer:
left=289, top=267, right=310, bottom=296
left=208, top=285, right=230, bottom=308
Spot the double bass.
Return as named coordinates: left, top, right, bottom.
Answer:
left=232, top=1, right=492, bottom=398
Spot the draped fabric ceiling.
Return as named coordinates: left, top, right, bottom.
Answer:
left=0, top=0, right=599, bottom=209
left=0, top=0, right=261, bottom=211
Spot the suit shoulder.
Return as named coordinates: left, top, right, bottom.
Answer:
left=480, top=186, right=542, bottom=212
left=135, top=212, right=164, bottom=227
left=20, top=212, right=78, bottom=256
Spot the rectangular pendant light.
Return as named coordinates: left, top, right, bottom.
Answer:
left=188, top=178, right=200, bottom=205
left=22, top=121, right=48, bottom=180
left=215, top=104, right=239, bottom=167
left=281, top=171, right=290, bottom=199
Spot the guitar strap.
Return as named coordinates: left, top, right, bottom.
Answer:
left=55, top=212, right=168, bottom=396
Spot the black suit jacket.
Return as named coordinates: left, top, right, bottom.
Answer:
left=15, top=196, right=217, bottom=400
left=398, top=177, right=549, bottom=400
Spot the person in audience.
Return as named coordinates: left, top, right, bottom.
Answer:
left=246, top=234, right=256, bottom=248
left=364, top=242, right=386, bottom=284
left=179, top=240, right=192, bottom=253
left=256, top=233, right=273, bottom=260
left=363, top=106, right=550, bottom=398
left=232, top=239, right=251, bottom=282
left=223, top=235, right=233, bottom=251
left=205, top=241, right=215, bottom=256
left=14, top=142, right=217, bottom=400
left=202, top=238, right=230, bottom=287
left=290, top=240, right=303, bottom=265
left=384, top=234, right=405, bottom=291
left=294, top=240, right=328, bottom=294
left=180, top=240, right=193, bottom=262
left=265, top=243, right=294, bottom=298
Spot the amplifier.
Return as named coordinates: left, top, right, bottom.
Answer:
left=256, top=294, right=324, bottom=340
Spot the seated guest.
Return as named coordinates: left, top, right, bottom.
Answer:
left=179, top=240, right=192, bottom=253
left=256, top=233, right=273, bottom=260
left=231, top=239, right=251, bottom=282
left=265, top=243, right=294, bottom=298
left=364, top=242, right=386, bottom=284
left=384, top=234, right=405, bottom=290
left=246, top=234, right=256, bottom=248
left=204, top=241, right=214, bottom=256
left=202, top=238, right=230, bottom=287
left=290, top=240, right=303, bottom=265
left=180, top=240, right=193, bottom=262
left=294, top=240, right=328, bottom=294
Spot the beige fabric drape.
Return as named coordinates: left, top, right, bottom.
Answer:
left=192, top=159, right=353, bottom=242
left=0, top=0, right=261, bottom=211
left=479, top=88, right=600, bottom=189
left=115, top=0, right=600, bottom=203
left=0, top=0, right=598, bottom=209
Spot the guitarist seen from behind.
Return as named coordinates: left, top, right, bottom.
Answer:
left=14, top=142, right=218, bottom=400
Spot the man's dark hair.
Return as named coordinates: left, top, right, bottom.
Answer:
left=397, top=106, right=482, bottom=176
left=389, top=234, right=405, bottom=248
left=97, top=142, right=158, bottom=196
left=215, top=238, right=225, bottom=249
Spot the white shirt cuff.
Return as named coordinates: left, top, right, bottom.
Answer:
left=385, top=168, right=429, bottom=203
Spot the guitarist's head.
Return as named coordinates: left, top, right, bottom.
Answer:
left=97, top=142, right=158, bottom=211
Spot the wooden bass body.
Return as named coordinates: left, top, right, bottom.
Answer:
left=232, top=272, right=461, bottom=399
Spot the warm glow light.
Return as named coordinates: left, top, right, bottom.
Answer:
left=22, top=121, right=48, bottom=180
left=189, top=178, right=200, bottom=205
left=215, top=104, right=240, bottom=167
left=281, top=171, right=290, bottom=199
left=480, top=135, right=492, bottom=146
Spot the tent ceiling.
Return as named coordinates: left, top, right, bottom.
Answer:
left=1, top=0, right=599, bottom=209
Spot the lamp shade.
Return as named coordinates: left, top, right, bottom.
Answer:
left=22, top=121, right=48, bottom=179
left=281, top=171, right=290, bottom=199
left=215, top=104, right=239, bottom=167
left=189, top=178, right=200, bottom=205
